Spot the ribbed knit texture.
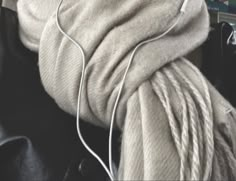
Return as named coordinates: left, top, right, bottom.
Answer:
left=35, top=0, right=236, bottom=180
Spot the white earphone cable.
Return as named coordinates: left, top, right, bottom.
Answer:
left=56, top=0, right=114, bottom=180
left=56, top=0, right=188, bottom=180
left=108, top=10, right=186, bottom=178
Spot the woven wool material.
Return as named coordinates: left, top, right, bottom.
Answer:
left=3, top=0, right=62, bottom=51
left=16, top=0, right=60, bottom=51
left=40, top=0, right=208, bottom=127
left=37, top=0, right=236, bottom=180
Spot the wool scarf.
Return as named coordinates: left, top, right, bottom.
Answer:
left=14, top=0, right=236, bottom=180
left=1, top=0, right=60, bottom=51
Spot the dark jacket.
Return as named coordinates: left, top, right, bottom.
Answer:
left=0, top=7, right=120, bottom=181
left=202, top=22, right=236, bottom=107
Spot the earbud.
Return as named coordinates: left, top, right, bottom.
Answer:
left=181, top=0, right=189, bottom=13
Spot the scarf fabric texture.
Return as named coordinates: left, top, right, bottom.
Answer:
left=11, top=0, right=236, bottom=180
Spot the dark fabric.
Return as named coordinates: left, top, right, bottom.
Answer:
left=202, top=22, right=236, bottom=107
left=0, top=7, right=120, bottom=181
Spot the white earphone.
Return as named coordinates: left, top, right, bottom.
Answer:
left=56, top=0, right=189, bottom=180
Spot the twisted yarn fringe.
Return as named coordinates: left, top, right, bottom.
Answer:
left=151, top=58, right=214, bottom=180
left=172, top=60, right=214, bottom=180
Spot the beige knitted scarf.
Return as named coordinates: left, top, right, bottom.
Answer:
left=37, top=0, right=236, bottom=180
